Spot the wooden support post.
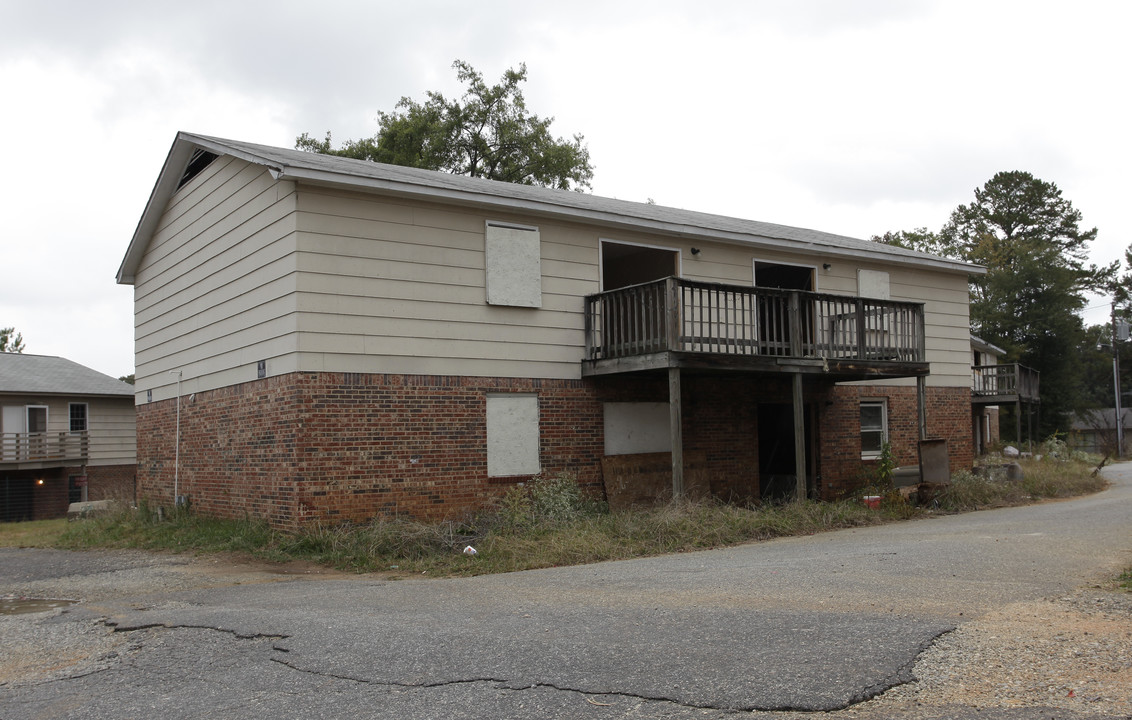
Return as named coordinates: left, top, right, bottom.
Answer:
left=917, top=375, right=928, bottom=441
left=788, top=292, right=803, bottom=357
left=793, top=372, right=806, bottom=501
left=1026, top=401, right=1033, bottom=453
left=1015, top=399, right=1022, bottom=449
left=669, top=366, right=685, bottom=500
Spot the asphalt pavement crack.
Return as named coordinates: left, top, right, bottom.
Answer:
left=104, top=619, right=288, bottom=641
left=269, top=658, right=772, bottom=713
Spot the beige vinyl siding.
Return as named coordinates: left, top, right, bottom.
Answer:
left=294, top=188, right=594, bottom=380
left=86, top=397, right=137, bottom=465
left=287, top=185, right=973, bottom=383
left=0, top=395, right=135, bottom=465
left=133, top=157, right=300, bottom=401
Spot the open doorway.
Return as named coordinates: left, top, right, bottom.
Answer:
left=602, top=240, right=679, bottom=290
left=753, top=262, right=816, bottom=355
left=757, top=403, right=814, bottom=500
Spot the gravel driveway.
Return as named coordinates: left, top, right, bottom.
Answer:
left=2, top=463, right=1130, bottom=719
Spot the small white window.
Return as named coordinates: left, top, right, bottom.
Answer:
left=69, top=403, right=88, bottom=433
left=485, top=222, right=541, bottom=307
left=860, top=400, right=888, bottom=458
left=486, top=394, right=540, bottom=476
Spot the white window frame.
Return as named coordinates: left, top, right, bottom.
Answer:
left=860, top=399, right=888, bottom=459
left=69, top=402, right=89, bottom=433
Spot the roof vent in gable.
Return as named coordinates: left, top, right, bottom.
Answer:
left=177, top=149, right=218, bottom=190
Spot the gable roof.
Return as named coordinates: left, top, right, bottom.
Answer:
left=1071, top=408, right=1132, bottom=431
left=118, top=131, right=984, bottom=284
left=970, top=334, right=1006, bottom=356
left=0, top=353, right=135, bottom=397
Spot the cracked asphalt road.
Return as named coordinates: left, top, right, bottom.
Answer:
left=2, top=464, right=1130, bottom=719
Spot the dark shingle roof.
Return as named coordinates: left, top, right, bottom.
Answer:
left=119, top=131, right=983, bottom=283
left=0, top=354, right=135, bottom=397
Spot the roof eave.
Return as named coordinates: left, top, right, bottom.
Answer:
left=118, top=132, right=985, bottom=282
left=273, top=164, right=984, bottom=276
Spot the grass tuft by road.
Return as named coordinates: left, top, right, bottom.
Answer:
left=0, top=457, right=1115, bottom=578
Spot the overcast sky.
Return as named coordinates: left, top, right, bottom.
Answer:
left=2, top=0, right=1128, bottom=378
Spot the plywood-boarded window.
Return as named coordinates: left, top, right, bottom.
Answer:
left=857, top=269, right=890, bottom=299
left=485, top=222, right=541, bottom=307
left=486, top=394, right=540, bottom=476
left=603, top=402, right=671, bottom=455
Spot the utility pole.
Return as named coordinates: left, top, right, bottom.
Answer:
left=1113, top=302, right=1124, bottom=459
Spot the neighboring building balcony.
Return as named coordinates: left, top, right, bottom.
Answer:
left=582, top=277, right=928, bottom=380
left=971, top=363, right=1040, bottom=405
left=0, top=432, right=89, bottom=469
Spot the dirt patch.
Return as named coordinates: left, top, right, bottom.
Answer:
left=860, top=587, right=1132, bottom=715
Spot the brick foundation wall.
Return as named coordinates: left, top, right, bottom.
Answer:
left=136, top=372, right=973, bottom=529
left=0, top=463, right=137, bottom=521
left=819, top=385, right=974, bottom=497
left=86, top=464, right=137, bottom=503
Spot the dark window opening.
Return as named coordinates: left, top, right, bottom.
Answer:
left=754, top=262, right=814, bottom=290
left=69, top=403, right=87, bottom=433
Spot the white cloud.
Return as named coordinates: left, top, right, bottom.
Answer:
left=1, top=0, right=1129, bottom=377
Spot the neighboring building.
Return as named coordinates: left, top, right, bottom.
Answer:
left=117, top=132, right=983, bottom=529
left=970, top=335, right=1040, bottom=453
left=0, top=354, right=136, bottom=521
left=970, top=335, right=1004, bottom=455
left=1069, top=408, right=1130, bottom=457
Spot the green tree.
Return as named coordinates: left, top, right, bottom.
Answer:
left=0, top=327, right=25, bottom=353
left=871, top=227, right=952, bottom=258
left=877, top=171, right=1115, bottom=435
left=297, top=60, right=594, bottom=191
left=119, top=374, right=135, bottom=385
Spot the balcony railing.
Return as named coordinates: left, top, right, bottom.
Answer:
left=584, top=277, right=926, bottom=365
left=972, top=363, right=1040, bottom=403
left=0, top=431, right=89, bottom=465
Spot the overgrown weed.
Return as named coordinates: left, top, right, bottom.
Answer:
left=11, top=459, right=1113, bottom=577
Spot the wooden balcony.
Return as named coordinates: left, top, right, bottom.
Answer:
left=583, top=277, right=928, bottom=380
left=0, top=432, right=89, bottom=469
left=972, top=363, right=1040, bottom=404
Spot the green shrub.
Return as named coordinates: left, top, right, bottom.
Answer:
left=496, top=473, right=606, bottom=530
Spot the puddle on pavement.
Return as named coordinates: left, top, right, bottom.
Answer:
left=0, top=597, right=79, bottom=615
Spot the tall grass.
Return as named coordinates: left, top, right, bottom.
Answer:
left=936, top=457, right=1106, bottom=511
left=17, top=459, right=1110, bottom=577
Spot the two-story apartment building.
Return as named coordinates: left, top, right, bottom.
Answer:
left=118, top=132, right=982, bottom=529
left=0, top=354, right=136, bottom=521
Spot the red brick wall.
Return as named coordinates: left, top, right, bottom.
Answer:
left=87, top=464, right=136, bottom=503
left=136, top=372, right=973, bottom=529
left=818, top=385, right=973, bottom=497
